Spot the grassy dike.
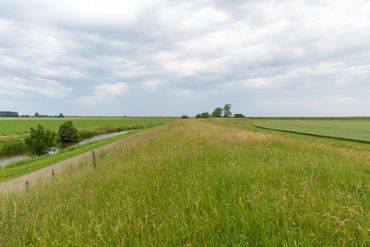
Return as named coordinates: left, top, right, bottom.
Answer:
left=0, top=129, right=145, bottom=182
left=0, top=119, right=369, bottom=246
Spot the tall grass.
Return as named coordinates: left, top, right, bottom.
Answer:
left=0, top=139, right=25, bottom=155
left=78, top=124, right=149, bottom=139
left=0, top=120, right=368, bottom=246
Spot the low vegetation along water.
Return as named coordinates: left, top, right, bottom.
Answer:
left=0, top=130, right=132, bottom=168
left=0, top=119, right=368, bottom=246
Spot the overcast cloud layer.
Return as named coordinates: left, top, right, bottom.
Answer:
left=1, top=0, right=370, bottom=116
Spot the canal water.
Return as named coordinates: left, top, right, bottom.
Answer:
left=0, top=130, right=132, bottom=168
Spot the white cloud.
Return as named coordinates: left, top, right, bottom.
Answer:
left=77, top=82, right=129, bottom=104
left=1, top=0, right=370, bottom=115
left=242, top=78, right=271, bottom=89
left=0, top=76, right=72, bottom=98
left=170, top=89, right=192, bottom=97
left=141, top=80, right=163, bottom=91
left=95, top=82, right=128, bottom=96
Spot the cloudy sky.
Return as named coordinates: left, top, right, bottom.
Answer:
left=1, top=0, right=370, bottom=116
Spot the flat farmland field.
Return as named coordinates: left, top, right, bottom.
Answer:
left=252, top=118, right=370, bottom=142
left=0, top=117, right=173, bottom=136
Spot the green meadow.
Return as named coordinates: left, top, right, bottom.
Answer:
left=0, top=117, right=173, bottom=135
left=0, top=119, right=368, bottom=246
left=0, top=117, right=173, bottom=155
left=253, top=118, right=370, bottom=142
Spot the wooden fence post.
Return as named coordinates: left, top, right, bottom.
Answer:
left=52, top=169, right=55, bottom=176
left=25, top=181, right=29, bottom=189
left=92, top=151, right=97, bottom=170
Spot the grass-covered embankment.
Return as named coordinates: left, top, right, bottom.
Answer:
left=0, top=129, right=144, bottom=182
left=0, top=119, right=369, bottom=246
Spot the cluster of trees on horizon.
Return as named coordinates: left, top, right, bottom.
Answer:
left=194, top=104, right=245, bottom=119
left=29, top=112, right=64, bottom=118
left=0, top=111, right=65, bottom=118
left=0, top=111, right=19, bottom=117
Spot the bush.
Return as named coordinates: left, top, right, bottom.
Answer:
left=199, top=112, right=210, bottom=118
left=181, top=115, right=189, bottom=119
left=195, top=112, right=210, bottom=118
left=234, top=113, right=246, bottom=118
left=58, top=121, right=81, bottom=142
left=25, top=125, right=58, bottom=156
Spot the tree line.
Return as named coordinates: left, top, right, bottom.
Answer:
left=0, top=111, right=65, bottom=118
left=194, top=104, right=245, bottom=118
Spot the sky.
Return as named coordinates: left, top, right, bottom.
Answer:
left=1, top=0, right=370, bottom=116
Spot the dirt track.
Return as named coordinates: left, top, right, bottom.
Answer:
left=0, top=133, right=142, bottom=194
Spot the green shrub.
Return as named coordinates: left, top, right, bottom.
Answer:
left=58, top=121, right=81, bottom=142
left=234, top=113, right=246, bottom=118
left=25, top=125, right=58, bottom=156
left=196, top=112, right=210, bottom=118
left=181, top=115, right=189, bottom=119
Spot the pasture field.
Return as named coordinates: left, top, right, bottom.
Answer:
left=253, top=118, right=370, bottom=142
left=0, top=119, right=368, bottom=246
left=0, top=117, right=174, bottom=155
left=0, top=117, right=173, bottom=135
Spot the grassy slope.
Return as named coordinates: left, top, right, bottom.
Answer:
left=0, top=129, right=144, bottom=182
left=0, top=119, right=369, bottom=246
left=253, top=119, right=370, bottom=142
left=0, top=117, right=173, bottom=135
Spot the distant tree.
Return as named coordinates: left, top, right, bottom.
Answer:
left=199, top=112, right=210, bottom=118
left=181, top=115, right=189, bottom=119
left=234, top=113, right=246, bottom=118
left=34, top=112, right=40, bottom=118
left=211, top=107, right=223, bottom=118
left=25, top=125, right=58, bottom=156
left=223, top=104, right=232, bottom=118
left=58, top=121, right=80, bottom=142
left=58, top=113, right=64, bottom=118
left=195, top=114, right=201, bottom=118
left=0, top=111, right=19, bottom=117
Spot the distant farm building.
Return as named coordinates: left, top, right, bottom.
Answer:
left=0, top=111, right=19, bottom=117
